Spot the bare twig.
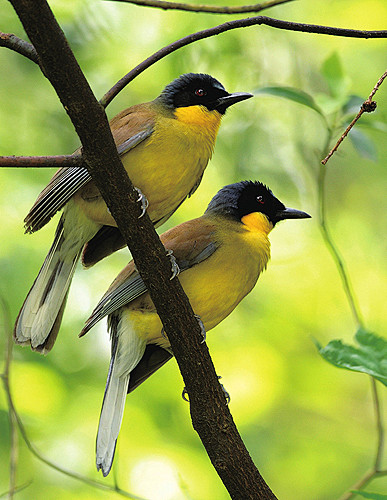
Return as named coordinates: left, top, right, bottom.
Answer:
left=100, top=16, right=387, bottom=107
left=0, top=297, right=18, bottom=500
left=0, top=32, right=38, bottom=64
left=321, top=69, right=387, bottom=165
left=0, top=481, right=33, bottom=499
left=107, top=0, right=294, bottom=14
left=0, top=154, right=84, bottom=168
left=318, top=132, right=364, bottom=329
left=372, top=379, right=385, bottom=471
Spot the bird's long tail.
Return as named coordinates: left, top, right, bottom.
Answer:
left=14, top=207, right=98, bottom=353
left=96, top=314, right=146, bottom=476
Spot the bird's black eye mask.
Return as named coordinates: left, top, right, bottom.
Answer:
left=160, top=73, right=229, bottom=111
left=236, top=183, right=286, bottom=226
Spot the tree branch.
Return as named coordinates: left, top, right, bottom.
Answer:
left=100, top=16, right=387, bottom=107
left=107, top=0, right=294, bottom=14
left=321, top=69, right=387, bottom=165
left=9, top=0, right=275, bottom=496
left=0, top=154, right=84, bottom=168
left=0, top=31, right=38, bottom=63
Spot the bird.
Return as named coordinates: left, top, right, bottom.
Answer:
left=79, top=180, right=311, bottom=476
left=14, top=73, right=252, bottom=354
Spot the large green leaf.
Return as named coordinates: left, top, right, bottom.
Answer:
left=316, top=329, right=387, bottom=386
left=255, top=86, right=325, bottom=117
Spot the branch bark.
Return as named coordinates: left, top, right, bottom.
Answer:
left=0, top=154, right=84, bottom=168
left=107, top=0, right=294, bottom=14
left=0, top=31, right=38, bottom=63
left=8, top=0, right=276, bottom=497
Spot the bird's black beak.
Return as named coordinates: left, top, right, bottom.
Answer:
left=213, top=92, right=253, bottom=114
left=276, top=207, right=311, bottom=221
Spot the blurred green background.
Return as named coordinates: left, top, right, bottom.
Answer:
left=0, top=0, right=386, bottom=498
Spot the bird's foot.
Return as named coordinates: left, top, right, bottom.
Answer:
left=217, top=376, right=231, bottom=404
left=166, top=249, right=180, bottom=280
left=195, top=314, right=206, bottom=343
left=134, top=187, right=149, bottom=218
left=161, top=326, right=168, bottom=340
left=181, top=376, right=230, bottom=404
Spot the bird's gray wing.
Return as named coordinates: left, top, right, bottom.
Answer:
left=24, top=127, right=153, bottom=233
left=80, top=239, right=219, bottom=336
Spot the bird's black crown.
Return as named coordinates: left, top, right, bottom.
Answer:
left=206, top=181, right=288, bottom=226
left=158, top=73, right=230, bottom=112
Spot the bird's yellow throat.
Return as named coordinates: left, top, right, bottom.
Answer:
left=241, top=212, right=273, bottom=235
left=174, top=105, right=222, bottom=138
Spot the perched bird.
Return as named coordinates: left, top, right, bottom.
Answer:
left=14, top=73, right=252, bottom=353
left=80, top=180, right=311, bottom=476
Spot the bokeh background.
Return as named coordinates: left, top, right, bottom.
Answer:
left=0, top=1, right=386, bottom=498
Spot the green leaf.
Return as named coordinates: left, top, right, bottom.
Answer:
left=342, top=95, right=364, bottom=115
left=316, top=328, right=387, bottom=386
left=321, top=52, right=351, bottom=98
left=352, top=491, right=387, bottom=499
left=315, top=93, right=347, bottom=115
left=358, top=120, right=387, bottom=133
left=349, top=128, right=378, bottom=161
left=255, top=86, right=324, bottom=117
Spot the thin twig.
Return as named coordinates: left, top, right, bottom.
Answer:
left=0, top=297, right=18, bottom=500
left=0, top=481, right=33, bottom=499
left=318, top=133, right=364, bottom=329
left=107, top=0, right=294, bottom=14
left=0, top=154, right=84, bottom=168
left=100, top=16, right=387, bottom=107
left=0, top=32, right=38, bottom=64
left=371, top=379, right=385, bottom=471
left=321, top=69, right=387, bottom=165
left=338, top=469, right=387, bottom=500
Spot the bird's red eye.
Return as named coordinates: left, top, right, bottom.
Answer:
left=257, top=196, right=264, bottom=204
left=195, top=88, right=206, bottom=97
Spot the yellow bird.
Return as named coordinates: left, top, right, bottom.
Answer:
left=80, top=180, right=311, bottom=476
left=14, top=73, right=252, bottom=353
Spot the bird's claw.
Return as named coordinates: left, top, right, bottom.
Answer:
left=218, top=376, right=231, bottom=404
left=194, top=314, right=206, bottom=343
left=166, top=249, right=180, bottom=280
left=182, top=387, right=189, bottom=402
left=134, top=187, right=149, bottom=218
left=181, top=377, right=230, bottom=404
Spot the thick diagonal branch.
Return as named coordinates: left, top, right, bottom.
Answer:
left=9, top=0, right=275, bottom=497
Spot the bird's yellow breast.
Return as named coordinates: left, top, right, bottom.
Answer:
left=181, top=216, right=271, bottom=331
left=76, top=105, right=221, bottom=227
left=140, top=214, right=272, bottom=349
